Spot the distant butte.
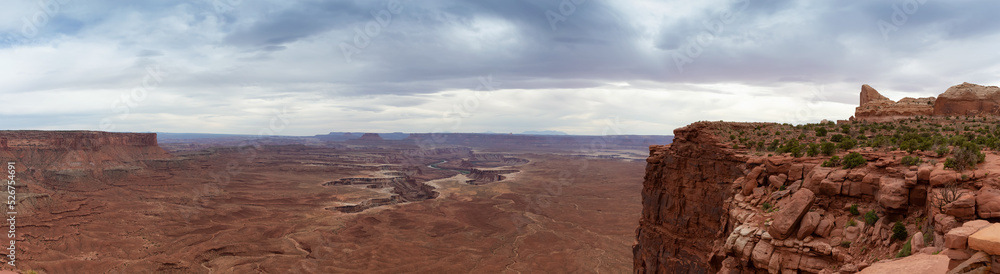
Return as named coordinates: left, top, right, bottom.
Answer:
left=854, top=82, right=1000, bottom=121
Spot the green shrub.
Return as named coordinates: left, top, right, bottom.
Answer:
left=838, top=138, right=857, bottom=150
left=849, top=204, right=859, bottom=215
left=831, top=134, right=845, bottom=142
left=842, top=152, right=867, bottom=169
left=807, top=144, right=820, bottom=157
left=847, top=219, right=858, bottom=227
left=822, top=156, right=841, bottom=167
left=816, top=127, right=828, bottom=137
left=821, top=142, right=836, bottom=156
left=762, top=202, right=772, bottom=212
left=896, top=239, right=912, bottom=258
left=936, top=146, right=950, bottom=157
left=892, top=221, right=908, bottom=241
left=864, top=210, right=879, bottom=226
left=901, top=155, right=922, bottom=166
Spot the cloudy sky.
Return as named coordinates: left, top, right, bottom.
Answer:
left=2, top=0, right=999, bottom=136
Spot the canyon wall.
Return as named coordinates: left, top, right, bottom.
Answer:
left=0, top=131, right=173, bottom=190
left=633, top=122, right=748, bottom=272
left=635, top=120, right=1000, bottom=273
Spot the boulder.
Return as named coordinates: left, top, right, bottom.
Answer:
left=819, top=179, right=842, bottom=196
left=877, top=177, right=908, bottom=210
left=857, top=254, right=949, bottom=274
left=945, top=251, right=991, bottom=274
left=968, top=223, right=1000, bottom=255
left=742, top=176, right=757, bottom=196
left=845, top=226, right=860, bottom=242
left=943, top=192, right=977, bottom=220
left=797, top=256, right=830, bottom=273
left=918, top=164, right=933, bottom=182
left=861, top=173, right=880, bottom=197
left=945, top=226, right=980, bottom=249
left=904, top=171, right=918, bottom=187
left=934, top=214, right=960, bottom=235
left=797, top=212, right=821, bottom=240
left=789, top=164, right=804, bottom=181
left=942, top=248, right=973, bottom=261
left=816, top=215, right=835, bottom=238
left=767, top=189, right=816, bottom=240
left=770, top=190, right=791, bottom=200
left=930, top=169, right=957, bottom=187
left=847, top=169, right=866, bottom=182
left=750, top=239, right=774, bottom=267
left=804, top=168, right=832, bottom=193
left=912, top=231, right=925, bottom=251
left=769, top=174, right=788, bottom=186
left=976, top=186, right=1000, bottom=218
left=829, top=170, right=848, bottom=182
left=788, top=180, right=802, bottom=194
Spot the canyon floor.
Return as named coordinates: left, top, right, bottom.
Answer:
left=7, top=137, right=648, bottom=273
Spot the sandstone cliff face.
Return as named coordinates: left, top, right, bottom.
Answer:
left=635, top=120, right=1000, bottom=273
left=855, top=82, right=1000, bottom=121
left=854, top=85, right=934, bottom=122
left=633, top=122, right=747, bottom=273
left=933, top=82, right=1000, bottom=116
left=0, top=131, right=172, bottom=190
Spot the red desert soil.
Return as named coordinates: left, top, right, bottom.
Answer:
left=12, top=143, right=644, bottom=273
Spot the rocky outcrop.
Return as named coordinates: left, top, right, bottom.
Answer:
left=933, top=82, right=1000, bottom=116
left=467, top=168, right=517, bottom=184
left=633, top=122, right=747, bottom=273
left=854, top=82, right=1000, bottom=121
left=854, top=84, right=935, bottom=121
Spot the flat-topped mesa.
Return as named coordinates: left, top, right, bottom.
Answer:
left=0, top=131, right=174, bottom=189
left=0, top=130, right=159, bottom=150
left=854, top=85, right=935, bottom=122
left=934, top=82, right=1000, bottom=116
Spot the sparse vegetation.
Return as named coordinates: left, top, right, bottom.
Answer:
left=849, top=204, right=859, bottom=215
left=847, top=219, right=858, bottom=227
left=896, top=239, right=912, bottom=258
left=864, top=210, right=879, bottom=226
left=892, top=221, right=908, bottom=241
left=901, top=155, right=922, bottom=166
left=822, top=156, right=841, bottom=167
left=842, top=152, right=866, bottom=169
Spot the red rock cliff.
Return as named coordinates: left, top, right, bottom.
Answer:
left=633, top=122, right=747, bottom=272
left=855, top=82, right=1000, bottom=121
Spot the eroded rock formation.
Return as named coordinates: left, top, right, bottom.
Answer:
left=0, top=131, right=173, bottom=190
left=855, top=82, right=1000, bottom=121
left=854, top=85, right=934, bottom=121
left=633, top=122, right=747, bottom=272
left=634, top=121, right=1000, bottom=273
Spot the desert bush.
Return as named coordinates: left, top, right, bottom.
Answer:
left=815, top=127, right=828, bottom=137
left=831, top=134, right=844, bottom=142
left=822, top=156, right=841, bottom=167
left=896, top=239, right=912, bottom=258
left=807, top=144, right=820, bottom=157
left=901, top=156, right=922, bottom=166
left=934, top=182, right=962, bottom=213
left=849, top=204, right=859, bottom=215
left=863, top=210, right=879, bottom=226
left=838, top=138, right=857, bottom=150
left=821, top=142, right=836, bottom=156
left=892, top=221, right=908, bottom=241
left=842, top=152, right=866, bottom=169
left=950, top=141, right=985, bottom=171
